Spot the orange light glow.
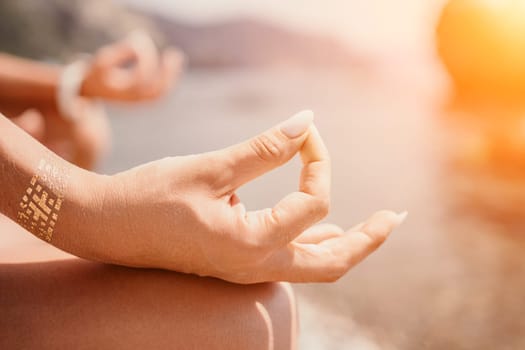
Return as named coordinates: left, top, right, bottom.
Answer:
left=437, top=0, right=525, bottom=98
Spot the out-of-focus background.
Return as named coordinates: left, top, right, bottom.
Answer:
left=5, top=0, right=525, bottom=349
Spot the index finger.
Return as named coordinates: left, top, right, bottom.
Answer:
left=247, top=124, right=332, bottom=249
left=126, top=30, right=159, bottom=84
left=94, top=41, right=137, bottom=70
left=94, top=31, right=159, bottom=84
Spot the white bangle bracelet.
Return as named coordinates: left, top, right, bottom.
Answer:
left=56, top=60, right=89, bottom=122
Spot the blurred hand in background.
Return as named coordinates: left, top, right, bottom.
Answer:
left=1, top=31, right=185, bottom=170
left=81, top=31, right=184, bottom=102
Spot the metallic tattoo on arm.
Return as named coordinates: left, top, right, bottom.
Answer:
left=16, top=157, right=70, bottom=242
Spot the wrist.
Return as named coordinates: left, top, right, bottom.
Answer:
left=56, top=60, right=90, bottom=121
left=51, top=167, right=111, bottom=260
left=79, top=61, right=105, bottom=100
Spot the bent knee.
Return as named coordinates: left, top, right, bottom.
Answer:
left=241, top=282, right=298, bottom=350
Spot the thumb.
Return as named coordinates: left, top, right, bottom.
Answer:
left=215, top=110, right=314, bottom=192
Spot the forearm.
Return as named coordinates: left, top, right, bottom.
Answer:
left=0, top=114, right=97, bottom=247
left=0, top=53, right=61, bottom=105
left=0, top=99, right=58, bottom=119
left=0, top=114, right=54, bottom=219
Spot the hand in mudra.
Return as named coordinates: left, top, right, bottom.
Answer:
left=60, top=111, right=405, bottom=284
left=81, top=31, right=184, bottom=102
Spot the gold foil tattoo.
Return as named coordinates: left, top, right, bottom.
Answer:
left=17, top=158, right=68, bottom=242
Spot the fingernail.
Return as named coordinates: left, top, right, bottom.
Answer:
left=280, top=110, right=314, bottom=138
left=364, top=210, right=405, bottom=234
left=127, top=30, right=156, bottom=52
left=395, top=211, right=408, bottom=226
left=127, top=30, right=147, bottom=43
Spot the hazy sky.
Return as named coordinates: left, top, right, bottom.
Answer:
left=116, top=0, right=446, bottom=55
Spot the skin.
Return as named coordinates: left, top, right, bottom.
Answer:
left=3, top=101, right=111, bottom=170
left=0, top=35, right=405, bottom=347
left=0, top=111, right=405, bottom=284
left=0, top=112, right=405, bottom=349
left=0, top=231, right=298, bottom=350
left=0, top=32, right=183, bottom=105
left=0, top=32, right=184, bottom=169
left=2, top=262, right=296, bottom=350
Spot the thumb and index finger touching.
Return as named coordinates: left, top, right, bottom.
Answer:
left=215, top=111, right=406, bottom=250
left=211, top=110, right=407, bottom=282
left=92, top=31, right=184, bottom=95
left=215, top=110, right=332, bottom=247
left=217, top=110, right=316, bottom=191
